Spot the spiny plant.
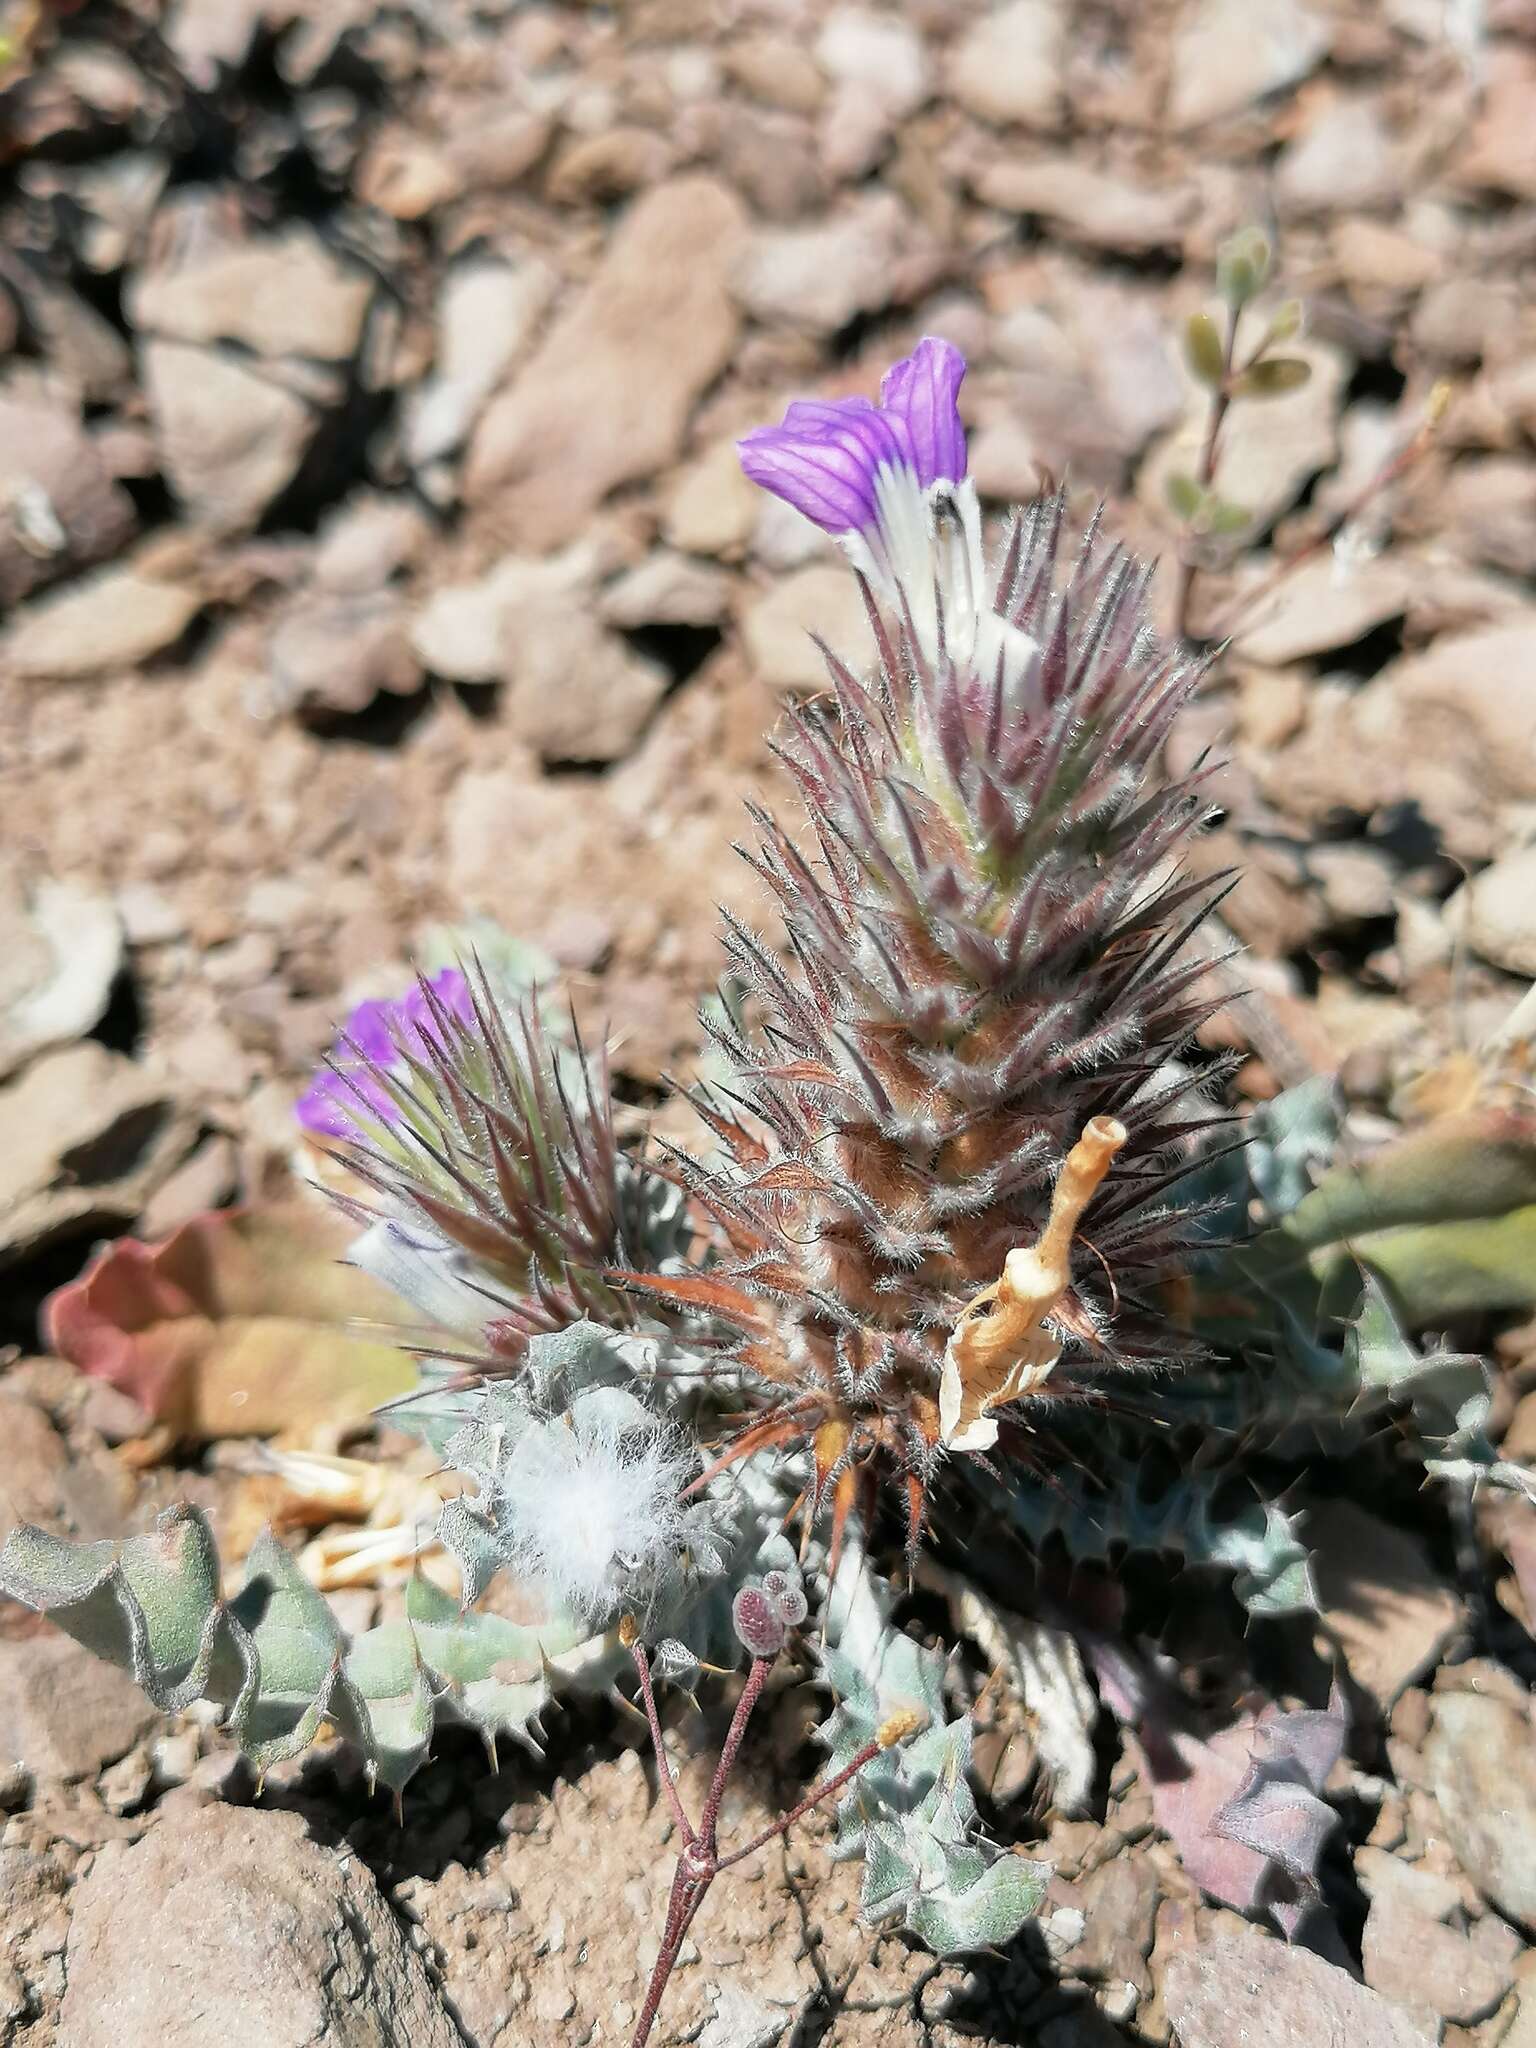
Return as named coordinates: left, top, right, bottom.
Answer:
left=4, top=335, right=1531, bottom=2046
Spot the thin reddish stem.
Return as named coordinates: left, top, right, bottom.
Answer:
left=630, top=1640, right=695, bottom=1848
left=716, top=1733, right=883, bottom=1872
left=698, top=1655, right=773, bottom=1851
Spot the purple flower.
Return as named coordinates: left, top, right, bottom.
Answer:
left=737, top=337, right=968, bottom=541
left=297, top=967, right=474, bottom=1140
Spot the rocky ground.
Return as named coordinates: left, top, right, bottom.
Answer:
left=2, top=0, right=1536, bottom=2042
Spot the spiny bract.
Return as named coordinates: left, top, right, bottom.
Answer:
left=623, top=338, right=1232, bottom=1561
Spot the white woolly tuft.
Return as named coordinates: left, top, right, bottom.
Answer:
left=499, top=1403, right=700, bottom=1627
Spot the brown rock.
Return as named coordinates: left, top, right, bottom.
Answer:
left=973, top=158, right=1196, bottom=254
left=721, top=33, right=827, bottom=114
left=664, top=437, right=760, bottom=558
left=0, top=1636, right=159, bottom=1784
left=1351, top=619, right=1536, bottom=856
left=266, top=591, right=422, bottom=717
left=1276, top=96, right=1401, bottom=216
left=0, top=389, right=136, bottom=607
left=741, top=563, right=873, bottom=694
left=443, top=108, right=553, bottom=191
left=733, top=193, right=906, bottom=333
left=1425, top=1690, right=1536, bottom=1927
left=502, top=611, right=671, bottom=764
left=5, top=563, right=203, bottom=681
left=1168, top=0, right=1330, bottom=129
left=1165, top=1925, right=1436, bottom=2048
left=1459, top=845, right=1536, bottom=979
left=0, top=1041, right=195, bottom=1263
left=466, top=177, right=747, bottom=547
left=947, top=0, right=1064, bottom=130
left=129, top=228, right=373, bottom=362
left=546, top=127, right=674, bottom=206
left=1362, top=1890, right=1510, bottom=2024
left=354, top=126, right=461, bottom=220
left=1454, top=45, right=1536, bottom=200
left=60, top=1802, right=461, bottom=2047
left=1310, top=1499, right=1466, bottom=1703
left=143, top=338, right=319, bottom=533
left=1234, top=553, right=1414, bottom=665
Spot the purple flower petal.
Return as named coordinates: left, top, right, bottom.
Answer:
left=737, top=339, right=969, bottom=536
left=398, top=967, right=473, bottom=1054
left=738, top=418, right=883, bottom=536
left=879, top=337, right=967, bottom=490
left=296, top=1064, right=399, bottom=1138
left=339, top=998, right=400, bottom=1064
left=297, top=967, right=476, bottom=1141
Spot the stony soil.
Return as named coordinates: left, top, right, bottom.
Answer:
left=3, top=0, right=1536, bottom=2043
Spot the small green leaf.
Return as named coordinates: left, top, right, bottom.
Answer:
left=1204, top=496, right=1252, bottom=536
left=1184, top=311, right=1227, bottom=387
left=1217, top=226, right=1272, bottom=306
left=1165, top=472, right=1206, bottom=523
left=1232, top=357, right=1312, bottom=399
left=1267, top=297, right=1305, bottom=344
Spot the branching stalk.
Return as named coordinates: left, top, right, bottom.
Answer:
left=626, top=1640, right=895, bottom=2048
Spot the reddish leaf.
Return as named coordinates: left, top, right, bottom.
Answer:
left=45, top=1202, right=419, bottom=1443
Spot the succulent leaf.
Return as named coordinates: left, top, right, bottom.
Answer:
left=815, top=1531, right=1049, bottom=1952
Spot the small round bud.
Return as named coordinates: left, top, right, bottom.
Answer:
left=771, top=1581, right=808, bottom=1627
left=732, top=1586, right=787, bottom=1659
left=760, top=1569, right=791, bottom=1601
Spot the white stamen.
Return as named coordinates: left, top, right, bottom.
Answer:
left=840, top=464, right=1036, bottom=697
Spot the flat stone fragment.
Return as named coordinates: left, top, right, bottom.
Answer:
left=733, top=193, right=905, bottom=334
left=143, top=338, right=318, bottom=533
left=129, top=227, right=374, bottom=361
left=1169, top=0, right=1331, bottom=129
left=5, top=565, right=202, bottom=680
left=947, top=0, right=1064, bottom=129
left=1165, top=1924, right=1436, bottom=2048
left=466, top=177, right=747, bottom=547
left=0, top=1041, right=194, bottom=1263
left=973, top=159, right=1197, bottom=254
left=0, top=1635, right=159, bottom=1783
left=1362, top=1891, right=1511, bottom=2024
left=1425, top=1690, right=1536, bottom=1927
left=0, top=389, right=136, bottom=606
left=60, top=1802, right=462, bottom=2047
left=1310, top=1500, right=1462, bottom=1709
left=1235, top=553, right=1414, bottom=666
left=1461, top=845, right=1536, bottom=979
left=741, top=563, right=873, bottom=694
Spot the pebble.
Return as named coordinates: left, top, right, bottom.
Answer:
left=466, top=176, right=747, bottom=548
left=1456, top=844, right=1536, bottom=979
left=60, top=1802, right=462, bottom=2047
left=5, top=564, right=202, bottom=681
left=741, top=563, right=873, bottom=694
left=947, top=0, right=1064, bottom=131
left=1425, top=1691, right=1536, bottom=1929
left=1165, top=1924, right=1436, bottom=2048
left=1168, top=0, right=1331, bottom=129
left=733, top=192, right=905, bottom=334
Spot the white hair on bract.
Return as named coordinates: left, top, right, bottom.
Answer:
left=497, top=1387, right=703, bottom=1628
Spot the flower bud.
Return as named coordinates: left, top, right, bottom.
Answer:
left=732, top=1585, right=787, bottom=1659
